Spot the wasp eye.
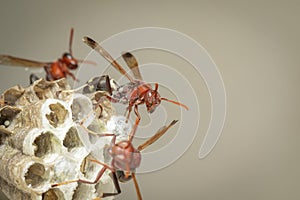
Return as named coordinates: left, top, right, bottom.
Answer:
left=63, top=52, right=72, bottom=59
left=62, top=52, right=78, bottom=69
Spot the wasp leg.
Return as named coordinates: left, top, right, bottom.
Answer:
left=132, top=172, right=142, bottom=200
left=99, top=172, right=122, bottom=198
left=51, top=160, right=112, bottom=187
left=129, top=105, right=141, bottom=142
left=85, top=159, right=121, bottom=199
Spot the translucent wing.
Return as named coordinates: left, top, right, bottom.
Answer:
left=0, top=55, right=49, bottom=68
left=122, top=52, right=143, bottom=80
left=83, top=36, right=134, bottom=82
left=138, top=120, right=178, bottom=151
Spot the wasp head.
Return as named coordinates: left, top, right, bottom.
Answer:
left=145, top=89, right=161, bottom=113
left=62, top=52, right=78, bottom=69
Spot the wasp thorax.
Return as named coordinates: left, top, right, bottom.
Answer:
left=109, top=141, right=141, bottom=171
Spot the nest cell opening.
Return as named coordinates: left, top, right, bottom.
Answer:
left=45, top=103, right=68, bottom=128
left=42, top=188, right=65, bottom=200
left=71, top=93, right=94, bottom=127
left=24, top=163, right=49, bottom=188
left=0, top=106, right=21, bottom=128
left=3, top=85, right=25, bottom=105
left=33, top=131, right=61, bottom=158
left=63, top=126, right=83, bottom=151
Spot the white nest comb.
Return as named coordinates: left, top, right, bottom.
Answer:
left=0, top=79, right=118, bottom=200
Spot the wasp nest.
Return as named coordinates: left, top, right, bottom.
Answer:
left=0, top=79, right=120, bottom=200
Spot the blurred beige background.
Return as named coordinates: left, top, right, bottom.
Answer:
left=0, top=0, right=299, bottom=199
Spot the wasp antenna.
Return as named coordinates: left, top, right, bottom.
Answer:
left=154, top=83, right=158, bottom=91
left=160, top=97, right=189, bottom=110
left=77, top=59, right=97, bottom=65
left=69, top=28, right=74, bottom=55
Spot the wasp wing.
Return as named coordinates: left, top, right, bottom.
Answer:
left=83, top=36, right=134, bottom=82
left=122, top=52, right=143, bottom=81
left=0, top=55, right=49, bottom=68
left=137, top=120, right=178, bottom=151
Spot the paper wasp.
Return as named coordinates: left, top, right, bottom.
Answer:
left=0, top=28, right=92, bottom=83
left=52, top=120, right=178, bottom=200
left=81, top=37, right=188, bottom=140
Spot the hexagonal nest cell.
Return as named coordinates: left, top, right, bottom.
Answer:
left=0, top=106, right=21, bottom=126
left=33, top=131, right=61, bottom=158
left=24, top=163, right=49, bottom=188
left=0, top=78, right=115, bottom=200
left=42, top=188, right=65, bottom=200
left=46, top=103, right=69, bottom=128
left=63, top=126, right=83, bottom=151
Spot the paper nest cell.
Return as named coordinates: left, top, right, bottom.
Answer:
left=0, top=78, right=123, bottom=200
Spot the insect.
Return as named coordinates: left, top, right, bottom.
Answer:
left=52, top=119, right=178, bottom=200
left=0, top=28, right=90, bottom=83
left=82, top=36, right=188, bottom=139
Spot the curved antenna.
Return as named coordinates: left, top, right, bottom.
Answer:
left=160, top=97, right=189, bottom=110
left=154, top=83, right=159, bottom=99
left=154, top=83, right=158, bottom=91
left=69, top=28, right=74, bottom=55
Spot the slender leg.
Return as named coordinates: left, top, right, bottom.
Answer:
left=51, top=155, right=121, bottom=198
left=129, top=105, right=141, bottom=142
left=100, top=172, right=122, bottom=198
left=134, top=104, right=141, bottom=121
left=79, top=122, right=115, bottom=137
left=131, top=172, right=142, bottom=200
left=88, top=159, right=114, bottom=171
left=87, top=160, right=122, bottom=199
left=51, top=164, right=108, bottom=187
left=52, top=160, right=111, bottom=187
left=78, top=109, right=116, bottom=139
left=137, top=120, right=178, bottom=151
left=104, top=94, right=119, bottom=103
left=125, top=103, right=133, bottom=123
left=65, top=70, right=78, bottom=81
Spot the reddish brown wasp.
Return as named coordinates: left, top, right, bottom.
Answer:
left=0, top=28, right=91, bottom=83
left=52, top=120, right=178, bottom=200
left=82, top=37, right=188, bottom=139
